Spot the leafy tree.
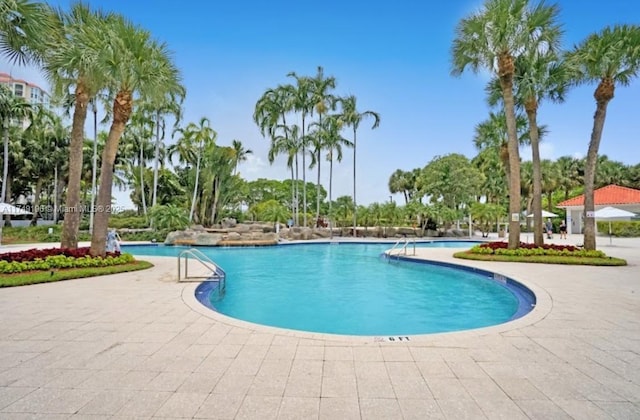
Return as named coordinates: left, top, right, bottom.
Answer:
left=148, top=204, right=189, bottom=230
left=417, top=154, right=484, bottom=221
left=471, top=202, right=506, bottom=237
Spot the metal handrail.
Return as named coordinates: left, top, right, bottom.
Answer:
left=386, top=238, right=416, bottom=261
left=178, top=248, right=226, bottom=282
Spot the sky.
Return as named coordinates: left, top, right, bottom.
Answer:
left=3, top=0, right=640, bottom=209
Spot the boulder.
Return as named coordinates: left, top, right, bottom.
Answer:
left=221, top=217, right=237, bottom=228
left=312, top=229, right=331, bottom=239
left=164, top=229, right=197, bottom=245
left=194, top=233, right=223, bottom=246
left=226, top=232, right=241, bottom=241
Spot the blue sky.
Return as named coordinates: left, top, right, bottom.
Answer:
left=3, top=0, right=640, bottom=208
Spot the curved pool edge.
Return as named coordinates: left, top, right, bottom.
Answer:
left=181, top=250, right=553, bottom=343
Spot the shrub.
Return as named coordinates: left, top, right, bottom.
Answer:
left=0, top=247, right=121, bottom=263
left=0, top=252, right=134, bottom=274
left=468, top=241, right=606, bottom=258
left=597, top=221, right=640, bottom=237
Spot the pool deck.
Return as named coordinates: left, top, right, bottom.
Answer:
left=0, top=234, right=639, bottom=419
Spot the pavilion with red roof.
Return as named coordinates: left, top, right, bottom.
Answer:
left=557, top=185, right=640, bottom=234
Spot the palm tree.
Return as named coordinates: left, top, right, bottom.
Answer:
left=268, top=124, right=300, bottom=220
left=388, top=169, right=411, bottom=204
left=339, top=95, right=380, bottom=236
left=486, top=46, right=567, bottom=245
left=309, top=66, right=337, bottom=224
left=231, top=139, right=252, bottom=175
left=452, top=0, right=560, bottom=249
left=0, top=0, right=54, bottom=65
left=566, top=25, right=640, bottom=250
left=473, top=111, right=530, bottom=189
left=0, top=84, right=32, bottom=204
left=45, top=3, right=112, bottom=248
left=170, top=117, right=217, bottom=223
left=321, top=115, right=352, bottom=236
left=254, top=84, right=299, bottom=222
left=90, top=16, right=182, bottom=256
left=287, top=71, right=314, bottom=226
left=556, top=156, right=583, bottom=200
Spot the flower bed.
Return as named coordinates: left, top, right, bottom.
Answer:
left=0, top=247, right=134, bottom=274
left=469, top=241, right=606, bottom=258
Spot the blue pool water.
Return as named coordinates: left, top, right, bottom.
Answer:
left=124, top=242, right=531, bottom=336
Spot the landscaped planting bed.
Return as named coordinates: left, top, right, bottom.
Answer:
left=0, top=247, right=134, bottom=274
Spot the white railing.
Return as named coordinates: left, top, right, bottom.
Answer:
left=177, top=249, right=226, bottom=295
left=385, top=238, right=416, bottom=261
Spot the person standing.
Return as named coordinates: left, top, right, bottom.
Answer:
left=559, top=220, right=567, bottom=239
left=545, top=218, right=553, bottom=239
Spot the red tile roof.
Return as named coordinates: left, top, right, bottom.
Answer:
left=558, top=185, right=640, bottom=207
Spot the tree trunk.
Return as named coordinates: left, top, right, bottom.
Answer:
left=210, top=177, right=220, bottom=225
left=189, top=152, right=201, bottom=222
left=90, top=91, right=132, bottom=257
left=152, top=111, right=161, bottom=207
left=139, top=144, right=147, bottom=216
left=498, top=54, right=521, bottom=249
left=352, top=127, right=357, bottom=237
left=525, top=102, right=544, bottom=246
left=315, top=148, right=321, bottom=226
left=30, top=178, right=44, bottom=226
left=295, top=154, right=299, bottom=226
left=1, top=118, right=8, bottom=203
left=3, top=176, right=12, bottom=227
left=329, top=151, right=333, bottom=238
left=61, top=80, right=90, bottom=249
left=301, top=113, right=307, bottom=227
left=290, top=165, right=295, bottom=222
left=584, top=80, right=613, bottom=251
left=89, top=105, right=98, bottom=235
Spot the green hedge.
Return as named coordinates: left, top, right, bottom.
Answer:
left=0, top=253, right=135, bottom=274
left=2, top=225, right=167, bottom=244
left=597, top=221, right=640, bottom=237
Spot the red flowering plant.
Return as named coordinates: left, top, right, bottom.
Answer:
left=0, top=247, right=121, bottom=263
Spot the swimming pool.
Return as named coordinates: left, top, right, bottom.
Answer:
left=125, top=241, right=534, bottom=336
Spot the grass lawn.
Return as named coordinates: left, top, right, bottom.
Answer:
left=0, top=260, right=154, bottom=287
left=454, top=251, right=627, bottom=266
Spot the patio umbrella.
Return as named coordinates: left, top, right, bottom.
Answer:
left=594, top=206, right=637, bottom=244
left=0, top=203, right=32, bottom=246
left=526, top=210, right=558, bottom=218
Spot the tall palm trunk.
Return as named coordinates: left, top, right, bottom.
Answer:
left=315, top=148, right=321, bottom=226
left=498, top=54, right=521, bottom=249
left=89, top=105, right=98, bottom=235
left=583, top=79, right=613, bottom=251
left=1, top=119, right=8, bottom=203
left=91, top=91, right=132, bottom=256
left=189, top=150, right=201, bottom=222
left=301, top=113, right=307, bottom=227
left=61, top=80, right=90, bottom=249
left=290, top=165, right=295, bottom=222
left=152, top=111, right=161, bottom=207
left=295, top=155, right=299, bottom=226
left=328, top=150, right=333, bottom=238
left=29, top=178, right=44, bottom=226
left=53, top=165, right=58, bottom=223
left=525, top=99, right=544, bottom=246
left=352, top=126, right=357, bottom=237
left=139, top=143, right=147, bottom=216
left=3, top=176, right=12, bottom=226
left=315, top=114, right=323, bottom=226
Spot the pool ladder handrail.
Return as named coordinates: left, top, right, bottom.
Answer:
left=386, top=238, right=416, bottom=262
left=177, top=248, right=226, bottom=293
